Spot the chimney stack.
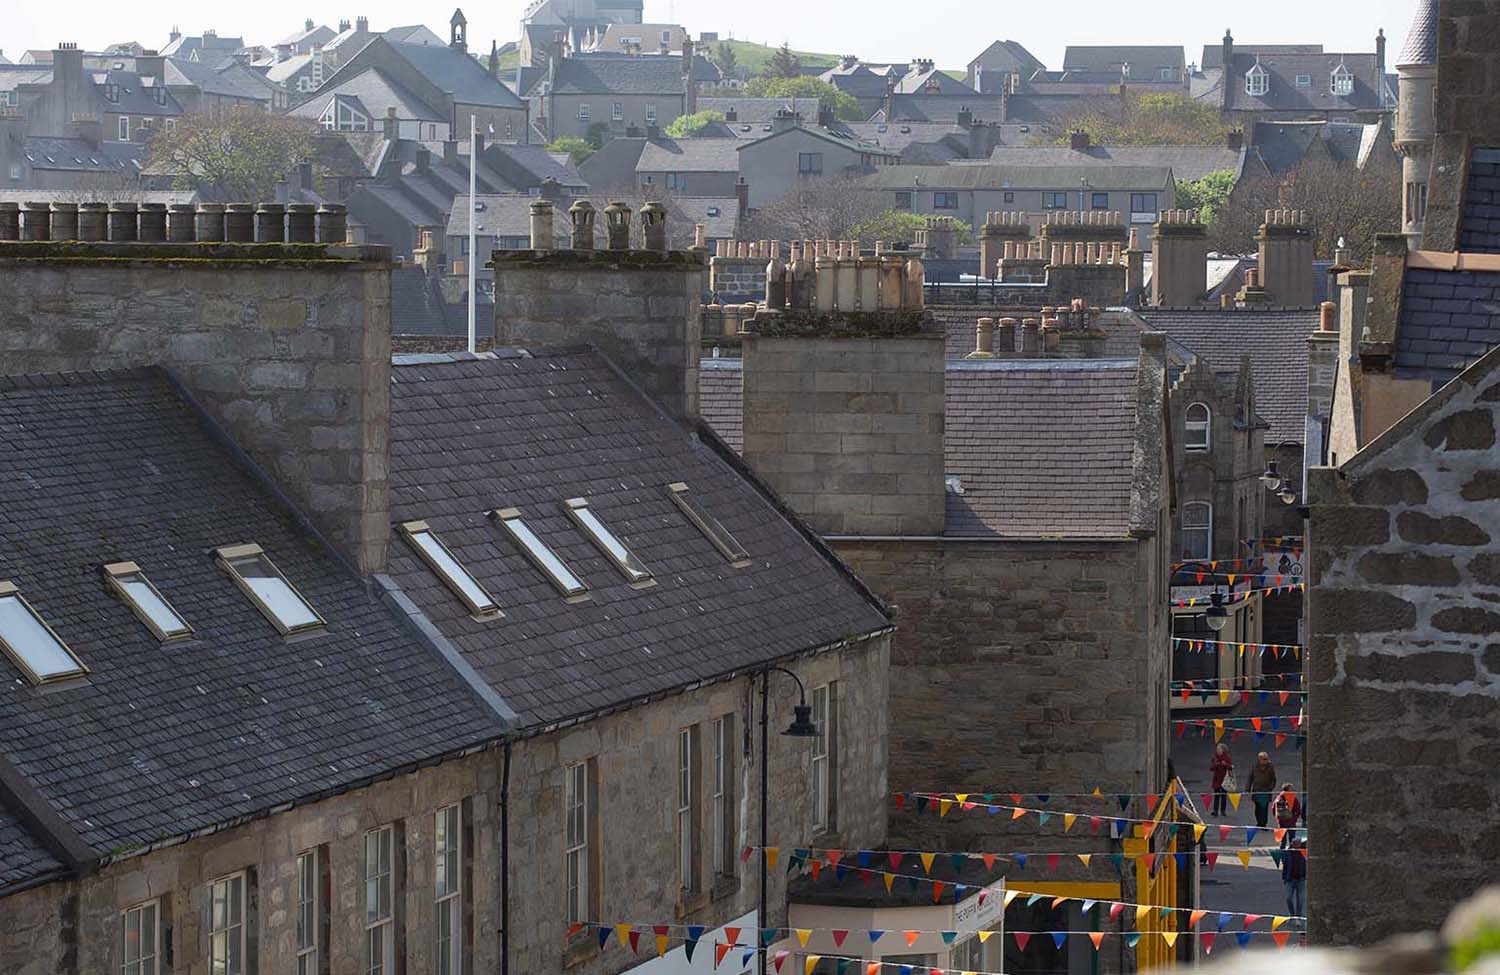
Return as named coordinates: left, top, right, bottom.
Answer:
left=1256, top=208, right=1316, bottom=307
left=682, top=38, right=697, bottom=114
left=1070, top=130, right=1091, bottom=151
left=53, top=43, right=83, bottom=85
left=1151, top=209, right=1209, bottom=306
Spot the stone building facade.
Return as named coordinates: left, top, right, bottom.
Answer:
left=1305, top=346, right=1500, bottom=943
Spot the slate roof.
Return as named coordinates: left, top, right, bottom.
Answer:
left=985, top=145, right=1250, bottom=183
left=882, top=94, right=1010, bottom=124
left=861, top=164, right=1174, bottom=191
left=1460, top=147, right=1500, bottom=254
left=386, top=350, right=890, bottom=727
left=1250, top=120, right=1382, bottom=174
left=0, top=370, right=506, bottom=893
left=895, top=67, right=977, bottom=96
left=1397, top=0, right=1438, bottom=68
left=94, top=69, right=184, bottom=117
left=1136, top=307, right=1315, bottom=441
left=550, top=54, right=686, bottom=95
left=1064, top=46, right=1185, bottom=75
left=637, top=137, right=741, bottom=173
left=390, top=41, right=525, bottom=109
left=289, top=70, right=442, bottom=122
left=1393, top=267, right=1500, bottom=385
left=967, top=40, right=1046, bottom=78
left=0, top=802, right=63, bottom=893
left=699, top=97, right=821, bottom=125
left=21, top=138, right=145, bottom=175
left=1221, top=52, right=1388, bottom=113
left=165, top=57, right=273, bottom=101
left=1201, top=44, right=1323, bottom=72
left=695, top=357, right=1143, bottom=541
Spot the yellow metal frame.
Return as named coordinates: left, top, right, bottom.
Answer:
left=1131, top=777, right=1199, bottom=971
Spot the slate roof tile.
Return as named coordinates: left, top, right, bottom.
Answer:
left=1393, top=267, right=1500, bottom=384
left=386, top=350, right=889, bottom=728
left=1460, top=147, right=1500, bottom=254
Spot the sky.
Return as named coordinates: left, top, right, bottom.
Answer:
left=6, top=0, right=1418, bottom=72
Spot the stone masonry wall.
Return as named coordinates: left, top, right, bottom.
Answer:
left=1305, top=349, right=1500, bottom=944
left=491, top=251, right=704, bottom=421
left=0, top=244, right=393, bottom=573
left=0, top=637, right=890, bottom=975
left=710, top=256, right=769, bottom=300
left=741, top=334, right=946, bottom=536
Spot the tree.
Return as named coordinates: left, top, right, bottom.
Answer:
left=713, top=41, right=739, bottom=81
left=1174, top=170, right=1238, bottom=226
left=1207, top=160, right=1400, bottom=262
left=766, top=42, right=801, bottom=79
left=545, top=137, right=596, bottom=165
left=742, top=77, right=863, bottom=121
left=744, top=176, right=885, bottom=242
left=148, top=109, right=317, bottom=202
left=665, top=110, right=728, bottom=138
left=1041, top=92, right=1227, bottom=147
left=585, top=122, right=610, bottom=149
left=849, top=210, right=975, bottom=247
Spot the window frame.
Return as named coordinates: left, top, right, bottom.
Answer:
left=1130, top=192, right=1158, bottom=215
left=933, top=191, right=959, bottom=210
left=564, top=760, right=597, bottom=929
left=645, top=103, right=658, bottom=123
left=208, top=872, right=247, bottom=975
left=1184, top=402, right=1212, bottom=452
left=118, top=115, right=130, bottom=141
left=398, top=520, right=504, bottom=620
left=434, top=804, right=463, bottom=975
left=0, top=580, right=89, bottom=684
left=677, top=725, right=702, bottom=893
left=1245, top=64, right=1268, bottom=97
left=1294, top=74, right=1312, bottom=89
left=797, top=152, right=824, bottom=175
left=711, top=713, right=736, bottom=878
left=489, top=508, right=589, bottom=600
left=121, top=898, right=161, bottom=975
left=295, top=849, right=321, bottom=975
left=1330, top=66, right=1354, bottom=96
left=1042, top=191, right=1068, bottom=210
left=563, top=498, right=653, bottom=586
left=364, top=825, right=396, bottom=975
left=894, top=190, right=912, bottom=211
left=1181, top=501, right=1213, bottom=562
left=103, top=561, right=194, bottom=642
left=667, top=483, right=750, bottom=566
left=578, top=102, right=590, bottom=121
left=215, top=543, right=326, bottom=636
left=810, top=684, right=833, bottom=833
left=612, top=101, right=624, bottom=121
left=1091, top=191, right=1110, bottom=210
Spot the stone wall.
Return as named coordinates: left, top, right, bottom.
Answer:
left=1305, top=346, right=1500, bottom=944
left=1423, top=3, right=1500, bottom=250
left=491, top=250, right=704, bottom=421
left=0, top=242, right=393, bottom=573
left=741, top=325, right=946, bottom=536
left=0, top=637, right=891, bottom=975
left=710, top=256, right=769, bottom=300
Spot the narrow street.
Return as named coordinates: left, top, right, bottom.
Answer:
left=1171, top=693, right=1305, bottom=922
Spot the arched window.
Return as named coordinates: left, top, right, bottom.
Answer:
left=1185, top=403, right=1211, bottom=451
left=1245, top=62, right=1268, bottom=97
left=1182, top=502, right=1212, bottom=561
left=1331, top=63, right=1354, bottom=96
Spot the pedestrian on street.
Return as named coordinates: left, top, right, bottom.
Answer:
left=1248, top=752, right=1277, bottom=827
left=1209, top=743, right=1234, bottom=817
left=1274, top=782, right=1304, bottom=843
left=1282, top=837, right=1307, bottom=919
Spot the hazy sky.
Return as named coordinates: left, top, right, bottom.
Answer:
left=7, top=0, right=1418, bottom=72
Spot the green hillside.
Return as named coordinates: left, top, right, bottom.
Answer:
left=709, top=39, right=840, bottom=76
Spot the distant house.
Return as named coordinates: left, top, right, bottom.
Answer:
left=736, top=118, right=899, bottom=209
left=967, top=40, right=1045, bottom=93
left=0, top=47, right=184, bottom=148
left=859, top=163, right=1175, bottom=230
left=635, top=136, right=740, bottom=196
left=159, top=28, right=244, bottom=62
left=165, top=54, right=285, bottom=113
left=519, top=0, right=645, bottom=66
left=699, top=96, right=822, bottom=137
left=1249, top=119, right=1397, bottom=175
left=1063, top=45, right=1188, bottom=85
left=526, top=44, right=699, bottom=145
left=1202, top=30, right=1393, bottom=125
left=588, top=23, right=689, bottom=55
left=274, top=19, right=335, bottom=60
left=895, top=60, right=977, bottom=97
left=983, top=137, right=1259, bottom=184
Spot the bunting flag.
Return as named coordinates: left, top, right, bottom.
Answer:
left=806, top=956, right=822, bottom=975
left=715, top=943, right=733, bottom=968
left=1161, top=932, right=1179, bottom=949
left=1171, top=582, right=1304, bottom=608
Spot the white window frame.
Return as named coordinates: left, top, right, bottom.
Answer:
left=1331, top=66, right=1354, bottom=96
left=296, top=850, right=320, bottom=975
left=564, top=762, right=589, bottom=926
left=811, top=685, right=831, bottom=832
left=578, top=102, right=590, bottom=121
left=677, top=727, right=696, bottom=892
left=1245, top=64, right=1268, bottom=97
left=1184, top=402, right=1211, bottom=452
left=365, top=826, right=395, bottom=975
left=435, top=804, right=463, bottom=975
left=209, top=872, right=247, bottom=975
left=121, top=899, right=161, bottom=975
left=711, top=714, right=734, bottom=877
left=1294, top=74, right=1312, bottom=89
left=118, top=115, right=130, bottom=141
left=1182, top=502, right=1212, bottom=562
left=646, top=103, right=658, bottom=124
left=612, top=101, right=624, bottom=121
left=214, top=543, right=326, bottom=636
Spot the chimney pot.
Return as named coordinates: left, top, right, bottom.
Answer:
left=1319, top=300, right=1337, bottom=332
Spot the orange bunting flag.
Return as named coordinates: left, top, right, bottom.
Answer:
left=982, top=853, right=997, bottom=870
left=616, top=924, right=633, bottom=949
left=773, top=952, right=789, bottom=974
left=826, top=851, right=842, bottom=868
left=1088, top=932, right=1105, bottom=951
left=920, top=853, right=936, bottom=874
left=866, top=964, right=881, bottom=975
left=1146, top=793, right=1158, bottom=813
left=904, top=931, right=921, bottom=948
left=811, top=861, right=821, bottom=881
left=1279, top=691, right=1290, bottom=705
left=1190, top=911, right=1207, bottom=928
left=939, top=799, right=953, bottom=818
left=1064, top=813, right=1078, bottom=833
left=931, top=882, right=945, bottom=904
left=805, top=956, right=822, bottom=975
left=566, top=923, right=584, bottom=939
left=767, top=848, right=780, bottom=869
left=1144, top=853, right=1156, bottom=872
left=1010, top=794, right=1023, bottom=805
left=1272, top=932, right=1291, bottom=948
left=1251, top=717, right=1262, bottom=732
left=724, top=928, right=741, bottom=947
left=1237, top=851, right=1253, bottom=869
left=715, top=943, right=733, bottom=968
left=1077, top=854, right=1092, bottom=868
left=795, top=930, right=812, bottom=948
left=1162, top=932, right=1179, bottom=948
left=1274, top=829, right=1287, bottom=844
left=1012, top=807, right=1027, bottom=821
left=1052, top=896, right=1068, bottom=910
left=1276, top=734, right=1288, bottom=748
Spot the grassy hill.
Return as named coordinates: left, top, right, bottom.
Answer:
left=709, top=39, right=840, bottom=76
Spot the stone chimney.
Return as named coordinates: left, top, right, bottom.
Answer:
left=1220, top=30, right=1234, bottom=111
left=883, top=76, right=896, bottom=120
left=53, top=43, right=83, bottom=85
left=1256, top=208, right=1316, bottom=307
left=1375, top=27, right=1386, bottom=80
left=682, top=38, right=697, bottom=114
left=136, top=50, right=165, bottom=84
left=1070, top=130, right=1090, bottom=151
left=356, top=16, right=369, bottom=33
left=382, top=106, right=398, bottom=141
left=771, top=109, right=799, bottom=134
left=1151, top=209, right=1209, bottom=306
left=1307, top=300, right=1340, bottom=433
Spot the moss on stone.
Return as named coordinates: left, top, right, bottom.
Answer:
left=0, top=241, right=386, bottom=266
left=488, top=248, right=704, bottom=270
left=746, top=310, right=935, bottom=339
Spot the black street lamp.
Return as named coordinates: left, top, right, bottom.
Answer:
left=1205, top=588, right=1230, bottom=632
left=759, top=666, right=820, bottom=975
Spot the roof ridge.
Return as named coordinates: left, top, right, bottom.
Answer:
left=0, top=365, right=161, bottom=393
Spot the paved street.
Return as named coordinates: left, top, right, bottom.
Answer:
left=1171, top=694, right=1305, bottom=922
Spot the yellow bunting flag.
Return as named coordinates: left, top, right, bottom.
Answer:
left=805, top=956, right=822, bottom=975
left=767, top=848, right=780, bottom=869
left=919, top=853, right=936, bottom=874
left=977, top=931, right=994, bottom=944
left=1088, top=932, right=1105, bottom=950
left=1227, top=792, right=1241, bottom=811
left=1136, top=905, right=1152, bottom=926
left=1217, top=689, right=1230, bottom=704
left=1192, top=824, right=1206, bottom=842
left=1077, top=854, right=1092, bottom=868
left=954, top=793, right=968, bottom=802
left=884, top=873, right=896, bottom=893
left=1004, top=890, right=1021, bottom=908
left=1237, top=851, right=1253, bottom=869
left=616, top=925, right=633, bottom=948
left=1012, top=807, right=1027, bottom=821
left=796, top=930, right=812, bottom=948
left=1272, top=917, right=1288, bottom=931
left=1161, top=932, right=1179, bottom=948
left=939, top=799, right=953, bottom=818
left=656, top=936, right=669, bottom=957
left=1092, top=786, right=1103, bottom=797
left=1064, top=813, right=1078, bottom=833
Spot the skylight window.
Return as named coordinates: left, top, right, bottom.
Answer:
left=103, top=562, right=193, bottom=642
left=399, top=521, right=503, bottom=620
left=0, top=581, right=88, bottom=684
left=563, top=499, right=653, bottom=586
left=214, top=544, right=325, bottom=635
left=667, top=483, right=749, bottom=566
left=490, top=509, right=588, bottom=599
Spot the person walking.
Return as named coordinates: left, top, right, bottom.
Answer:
left=1209, top=744, right=1234, bottom=817
left=1274, top=782, right=1304, bottom=844
left=1283, top=837, right=1307, bottom=920
left=1248, top=752, right=1277, bottom=827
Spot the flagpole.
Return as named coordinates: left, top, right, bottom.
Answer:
left=468, top=112, right=477, bottom=355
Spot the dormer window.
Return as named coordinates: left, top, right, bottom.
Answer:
left=1245, top=63, right=1268, bottom=97
left=1331, top=64, right=1354, bottom=96
left=103, top=82, right=121, bottom=102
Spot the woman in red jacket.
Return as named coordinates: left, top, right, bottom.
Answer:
left=1209, top=743, right=1233, bottom=817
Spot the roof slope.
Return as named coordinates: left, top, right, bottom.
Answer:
left=985, top=145, right=1248, bottom=183
left=391, top=40, right=525, bottom=108
left=1397, top=0, right=1438, bottom=68
left=0, top=371, right=504, bottom=888
left=1137, top=307, right=1314, bottom=441
left=1460, top=147, right=1500, bottom=254
left=862, top=164, right=1173, bottom=191
left=0, top=803, right=63, bottom=893
left=551, top=54, right=685, bottom=95
left=1394, top=266, right=1500, bottom=385
left=386, top=350, right=890, bottom=727
left=637, top=137, right=741, bottom=173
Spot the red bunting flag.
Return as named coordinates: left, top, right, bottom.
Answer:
left=1202, top=933, right=1216, bottom=955
left=889, top=852, right=904, bottom=872
left=982, top=853, right=997, bottom=870
left=1109, top=903, right=1125, bottom=921
left=832, top=931, right=848, bottom=947
left=566, top=923, right=584, bottom=939
left=1090, top=816, right=1102, bottom=833
left=1243, top=915, right=1263, bottom=930
left=715, top=943, right=732, bottom=968
left=1010, top=794, right=1023, bottom=805
left=1206, top=852, right=1220, bottom=871
left=1046, top=854, right=1061, bottom=873
left=810, top=861, right=821, bottom=881
left=773, top=951, right=789, bottom=973
left=827, top=851, right=842, bottom=867
left=1280, top=691, right=1290, bottom=705
left=741, top=846, right=753, bottom=864
left=725, top=928, right=741, bottom=947
left=1013, top=933, right=1032, bottom=951
left=894, top=793, right=906, bottom=811
left=931, top=881, right=945, bottom=903
left=1272, top=932, right=1291, bottom=948
left=1219, top=825, right=1233, bottom=842
left=1143, top=854, right=1156, bottom=872
left=629, top=931, right=642, bottom=954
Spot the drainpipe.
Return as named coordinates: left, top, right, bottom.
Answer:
left=501, top=737, right=513, bottom=975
